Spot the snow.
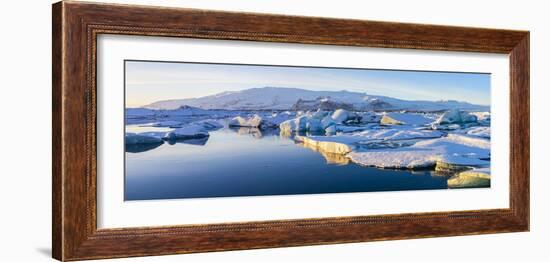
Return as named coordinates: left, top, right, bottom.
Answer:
left=333, top=125, right=371, bottom=133
left=228, top=114, right=263, bottom=128
left=125, top=108, right=156, bottom=119
left=455, top=126, right=491, bottom=138
left=144, top=86, right=489, bottom=111
left=162, top=120, right=225, bottom=140
left=294, top=129, right=445, bottom=161
left=347, top=134, right=490, bottom=169
left=348, top=149, right=438, bottom=169
left=351, top=129, right=444, bottom=141
left=380, top=112, right=433, bottom=126
left=126, top=120, right=223, bottom=142
left=125, top=105, right=213, bottom=119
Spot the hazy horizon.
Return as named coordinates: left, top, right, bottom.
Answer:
left=125, top=60, right=491, bottom=108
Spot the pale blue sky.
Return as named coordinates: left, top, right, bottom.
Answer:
left=125, top=60, right=490, bottom=107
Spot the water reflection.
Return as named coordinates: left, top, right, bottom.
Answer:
left=125, top=126, right=450, bottom=200
left=296, top=141, right=350, bottom=165
left=280, top=129, right=327, bottom=138
left=228, top=127, right=281, bottom=139
left=166, top=137, right=210, bottom=146
left=125, top=142, right=163, bottom=153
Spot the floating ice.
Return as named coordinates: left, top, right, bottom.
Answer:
left=125, top=132, right=164, bottom=145
left=455, top=126, right=490, bottom=139
left=348, top=134, right=490, bottom=169
left=164, top=125, right=210, bottom=140
left=447, top=168, right=491, bottom=188
left=380, top=112, right=433, bottom=126
left=228, top=114, right=263, bottom=128
left=435, top=109, right=478, bottom=125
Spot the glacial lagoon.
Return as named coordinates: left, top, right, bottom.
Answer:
left=125, top=125, right=451, bottom=201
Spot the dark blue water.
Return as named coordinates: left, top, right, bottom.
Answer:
left=125, top=127, right=448, bottom=200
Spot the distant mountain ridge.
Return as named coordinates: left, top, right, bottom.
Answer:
left=143, top=87, right=489, bottom=112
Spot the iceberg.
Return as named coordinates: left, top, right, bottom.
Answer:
left=125, top=142, right=163, bottom=153
left=310, top=109, right=329, bottom=119
left=262, top=112, right=294, bottom=127
left=331, top=109, right=359, bottom=124
left=305, top=118, right=324, bottom=132
left=447, top=168, right=491, bottom=188
left=279, top=115, right=309, bottom=133
left=295, top=129, right=445, bottom=156
left=228, top=114, right=263, bottom=128
left=435, top=109, right=478, bottom=125
left=321, top=115, right=337, bottom=129
left=279, top=109, right=363, bottom=133
left=297, top=139, right=351, bottom=165
left=164, top=125, right=210, bottom=140
left=125, top=132, right=164, bottom=145
left=325, top=125, right=337, bottom=134
left=358, top=112, right=382, bottom=123
left=193, top=119, right=224, bottom=131
left=333, top=125, right=371, bottom=133
left=347, top=134, right=490, bottom=169
left=380, top=112, right=433, bottom=126
left=295, top=135, right=356, bottom=155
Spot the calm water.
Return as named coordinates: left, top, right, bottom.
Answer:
left=125, top=127, right=449, bottom=200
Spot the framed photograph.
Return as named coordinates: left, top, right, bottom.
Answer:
left=52, top=1, right=529, bottom=261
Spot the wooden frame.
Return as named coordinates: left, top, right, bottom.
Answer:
left=52, top=1, right=529, bottom=261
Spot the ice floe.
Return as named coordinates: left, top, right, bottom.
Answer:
left=151, top=120, right=183, bottom=128
left=228, top=114, right=263, bottom=128
left=454, top=126, right=490, bottom=139
left=447, top=168, right=491, bottom=188
left=331, top=109, right=361, bottom=124
left=380, top=112, right=433, bottom=126
left=164, top=125, right=210, bottom=140
left=125, top=132, right=164, bottom=145
left=295, top=129, right=445, bottom=157
left=435, top=109, right=478, bottom=125
left=347, top=134, right=490, bottom=169
left=295, top=135, right=356, bottom=154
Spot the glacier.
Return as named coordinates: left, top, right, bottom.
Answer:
left=143, top=86, right=489, bottom=111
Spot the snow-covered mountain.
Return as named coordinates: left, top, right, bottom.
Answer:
left=143, top=87, right=489, bottom=112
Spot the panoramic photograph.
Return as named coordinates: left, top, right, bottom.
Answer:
left=124, top=60, right=491, bottom=201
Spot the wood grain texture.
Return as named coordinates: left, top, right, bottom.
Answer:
left=52, top=1, right=530, bottom=261
left=52, top=2, right=63, bottom=260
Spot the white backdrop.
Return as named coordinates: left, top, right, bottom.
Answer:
left=97, top=35, right=509, bottom=228
left=0, top=0, right=546, bottom=261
